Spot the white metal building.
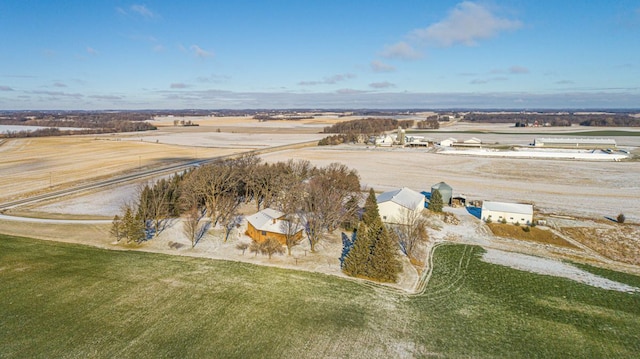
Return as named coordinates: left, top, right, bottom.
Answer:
left=377, top=187, right=425, bottom=224
left=533, top=138, right=616, bottom=148
left=439, top=138, right=457, bottom=147
left=481, top=201, right=533, bottom=225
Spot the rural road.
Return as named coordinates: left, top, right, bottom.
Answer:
left=0, top=140, right=318, bottom=215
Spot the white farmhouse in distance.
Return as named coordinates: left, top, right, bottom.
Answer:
left=481, top=201, right=533, bottom=225
left=376, top=187, right=425, bottom=224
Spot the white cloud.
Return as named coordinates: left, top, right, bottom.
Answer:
left=380, top=42, right=422, bottom=60
left=191, top=45, right=214, bottom=58
left=52, top=82, right=67, bottom=88
left=86, top=47, right=98, bottom=55
left=369, top=82, right=395, bottom=89
left=131, top=4, right=158, bottom=19
left=0, top=86, right=14, bottom=91
left=371, top=60, right=396, bottom=73
left=170, top=83, right=189, bottom=89
left=509, top=66, right=529, bottom=74
left=336, top=88, right=367, bottom=94
left=89, top=95, right=123, bottom=100
left=298, top=73, right=356, bottom=86
left=413, top=1, right=522, bottom=47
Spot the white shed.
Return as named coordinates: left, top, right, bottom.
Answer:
left=377, top=187, right=425, bottom=224
left=439, top=138, right=457, bottom=147
left=481, top=201, right=533, bottom=225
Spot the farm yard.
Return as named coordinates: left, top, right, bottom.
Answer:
left=1, top=114, right=640, bottom=358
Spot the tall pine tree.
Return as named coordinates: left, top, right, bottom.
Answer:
left=342, top=188, right=402, bottom=282
left=429, top=189, right=443, bottom=213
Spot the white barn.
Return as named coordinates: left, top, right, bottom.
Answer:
left=377, top=187, right=425, bottom=224
left=481, top=201, right=533, bottom=225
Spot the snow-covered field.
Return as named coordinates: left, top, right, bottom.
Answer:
left=0, top=125, right=87, bottom=134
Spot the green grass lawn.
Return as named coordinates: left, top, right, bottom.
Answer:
left=1, top=235, right=639, bottom=358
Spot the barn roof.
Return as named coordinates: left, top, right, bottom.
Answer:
left=482, top=201, right=533, bottom=215
left=377, top=187, right=425, bottom=210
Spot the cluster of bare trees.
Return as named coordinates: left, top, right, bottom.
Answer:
left=111, top=155, right=362, bottom=253
left=416, top=119, right=440, bottom=129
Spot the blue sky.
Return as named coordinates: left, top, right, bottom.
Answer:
left=1, top=1, right=639, bottom=110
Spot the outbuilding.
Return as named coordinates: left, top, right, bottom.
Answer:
left=439, top=138, right=457, bottom=147
left=376, top=187, right=425, bottom=224
left=481, top=201, right=533, bottom=225
left=533, top=137, right=616, bottom=149
left=431, top=181, right=453, bottom=206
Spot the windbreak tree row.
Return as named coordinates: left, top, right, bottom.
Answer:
left=112, top=154, right=362, bottom=252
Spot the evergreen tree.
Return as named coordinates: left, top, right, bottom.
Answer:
left=110, top=215, right=123, bottom=242
left=122, top=205, right=145, bottom=243
left=429, top=189, right=443, bottom=213
left=342, top=222, right=373, bottom=277
left=368, top=222, right=402, bottom=282
left=362, top=188, right=380, bottom=226
left=343, top=189, right=402, bottom=282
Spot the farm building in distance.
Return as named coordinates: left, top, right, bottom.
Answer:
left=452, top=137, right=483, bottom=148
left=481, top=201, right=533, bottom=225
left=533, top=138, right=616, bottom=149
left=245, top=208, right=303, bottom=244
left=377, top=187, right=425, bottom=224
left=439, top=138, right=457, bottom=147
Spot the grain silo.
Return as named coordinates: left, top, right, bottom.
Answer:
left=431, top=181, right=453, bottom=206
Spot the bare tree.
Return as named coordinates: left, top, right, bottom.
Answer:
left=260, top=237, right=285, bottom=259
left=110, top=214, right=123, bottom=242
left=300, top=163, right=362, bottom=252
left=388, top=208, right=429, bottom=260
left=236, top=242, right=249, bottom=255
left=198, top=161, right=240, bottom=227
left=182, top=207, right=203, bottom=247
left=141, top=180, right=170, bottom=237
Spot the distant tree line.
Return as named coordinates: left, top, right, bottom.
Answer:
left=464, top=112, right=639, bottom=127
left=0, top=111, right=157, bottom=138
left=323, top=118, right=414, bottom=135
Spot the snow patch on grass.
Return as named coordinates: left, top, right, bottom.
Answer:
left=482, top=248, right=639, bottom=293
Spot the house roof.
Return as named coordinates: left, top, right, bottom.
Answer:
left=481, top=201, right=533, bottom=215
left=377, top=187, right=425, bottom=210
left=246, top=208, right=292, bottom=234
